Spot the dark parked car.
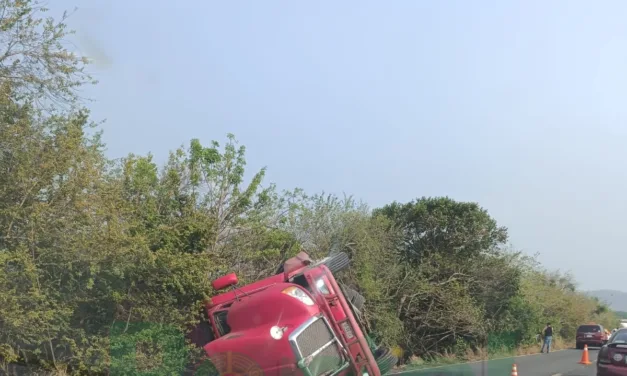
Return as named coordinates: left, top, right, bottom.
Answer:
left=597, top=328, right=627, bottom=376
left=577, top=323, right=608, bottom=349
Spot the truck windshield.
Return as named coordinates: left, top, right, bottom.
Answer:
left=292, top=274, right=313, bottom=294
left=214, top=310, right=231, bottom=336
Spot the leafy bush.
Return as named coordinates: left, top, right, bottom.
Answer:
left=0, top=2, right=619, bottom=373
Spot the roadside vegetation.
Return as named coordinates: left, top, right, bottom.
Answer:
left=0, top=1, right=620, bottom=374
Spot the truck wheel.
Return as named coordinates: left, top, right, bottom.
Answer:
left=322, top=252, right=350, bottom=273
left=341, top=285, right=366, bottom=310
left=374, top=347, right=398, bottom=375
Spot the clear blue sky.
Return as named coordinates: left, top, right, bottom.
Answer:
left=51, top=0, right=627, bottom=291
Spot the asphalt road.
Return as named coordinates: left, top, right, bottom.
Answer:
left=0, top=347, right=600, bottom=376
left=395, top=348, right=600, bottom=376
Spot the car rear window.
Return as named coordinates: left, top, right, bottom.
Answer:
left=578, top=325, right=600, bottom=332
left=612, top=331, right=627, bottom=343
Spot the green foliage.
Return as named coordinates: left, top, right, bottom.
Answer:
left=0, top=95, right=614, bottom=371
left=374, top=197, right=508, bottom=263
left=0, top=82, right=283, bottom=372
left=0, top=0, right=96, bottom=109
left=279, top=193, right=405, bottom=346
left=370, top=198, right=513, bottom=358
left=0, top=3, right=619, bottom=373
left=109, top=322, right=188, bottom=376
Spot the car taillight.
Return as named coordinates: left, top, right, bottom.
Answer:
left=599, top=347, right=611, bottom=364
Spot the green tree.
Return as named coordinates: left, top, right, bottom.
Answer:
left=373, top=197, right=516, bottom=359
left=278, top=192, right=406, bottom=348
left=0, top=81, right=111, bottom=372
left=0, top=4, right=620, bottom=366
left=0, top=0, right=96, bottom=109
left=375, top=197, right=508, bottom=263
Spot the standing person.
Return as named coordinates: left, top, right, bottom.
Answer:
left=541, top=323, right=553, bottom=353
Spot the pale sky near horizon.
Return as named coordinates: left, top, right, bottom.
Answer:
left=50, top=0, right=627, bottom=291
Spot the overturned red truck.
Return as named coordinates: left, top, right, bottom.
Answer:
left=189, top=251, right=398, bottom=376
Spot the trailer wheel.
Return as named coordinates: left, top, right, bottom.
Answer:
left=340, top=285, right=366, bottom=311
left=321, top=252, right=350, bottom=273
left=374, top=347, right=398, bottom=375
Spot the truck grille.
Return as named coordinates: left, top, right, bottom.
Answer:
left=307, top=343, right=343, bottom=376
left=293, top=317, right=344, bottom=376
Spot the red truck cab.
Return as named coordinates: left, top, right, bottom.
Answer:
left=191, top=252, right=393, bottom=376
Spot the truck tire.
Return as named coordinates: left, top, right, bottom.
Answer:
left=321, top=252, right=350, bottom=273
left=341, top=285, right=366, bottom=310
left=374, top=347, right=398, bottom=375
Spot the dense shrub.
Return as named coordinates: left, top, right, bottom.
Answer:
left=0, top=2, right=619, bottom=373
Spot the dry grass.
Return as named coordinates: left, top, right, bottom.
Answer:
left=513, top=337, right=573, bottom=356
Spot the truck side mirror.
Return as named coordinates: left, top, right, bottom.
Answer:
left=212, top=273, right=238, bottom=290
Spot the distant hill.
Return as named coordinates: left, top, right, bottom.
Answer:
left=587, top=290, right=627, bottom=312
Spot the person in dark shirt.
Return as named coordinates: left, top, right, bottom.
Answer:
left=541, top=323, right=553, bottom=353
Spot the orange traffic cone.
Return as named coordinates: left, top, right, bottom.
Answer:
left=511, top=364, right=518, bottom=376
left=578, top=344, right=592, bottom=365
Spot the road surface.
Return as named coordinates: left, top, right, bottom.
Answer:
left=395, top=348, right=599, bottom=376
left=0, top=347, right=600, bottom=376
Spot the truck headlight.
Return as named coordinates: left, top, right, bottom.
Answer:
left=270, top=326, right=285, bottom=340
left=282, top=286, right=314, bottom=306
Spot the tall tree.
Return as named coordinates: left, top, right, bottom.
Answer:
left=0, top=81, right=111, bottom=372
left=0, top=0, right=95, bottom=110
left=373, top=197, right=512, bottom=358
left=375, top=197, right=508, bottom=263
left=186, top=134, right=276, bottom=253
